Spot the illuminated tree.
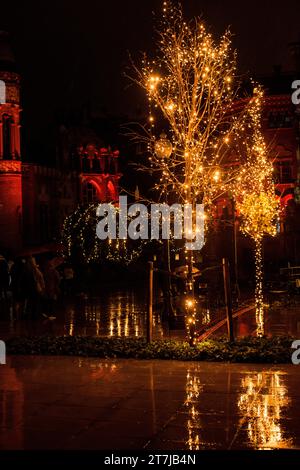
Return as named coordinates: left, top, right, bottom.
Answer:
left=62, top=204, right=147, bottom=265
left=235, top=87, right=279, bottom=336
left=129, top=1, right=255, bottom=343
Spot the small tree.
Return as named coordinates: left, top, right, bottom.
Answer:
left=235, top=88, right=279, bottom=336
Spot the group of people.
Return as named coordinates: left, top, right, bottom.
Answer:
left=0, top=254, right=73, bottom=320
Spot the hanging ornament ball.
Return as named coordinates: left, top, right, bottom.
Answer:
left=154, top=133, right=172, bottom=158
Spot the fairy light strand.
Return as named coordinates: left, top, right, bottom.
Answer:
left=234, top=87, right=280, bottom=336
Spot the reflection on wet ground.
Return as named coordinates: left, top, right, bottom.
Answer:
left=237, top=371, right=292, bottom=449
left=1, top=285, right=300, bottom=340
left=0, top=287, right=166, bottom=339
left=0, top=357, right=299, bottom=450
left=223, top=303, right=300, bottom=339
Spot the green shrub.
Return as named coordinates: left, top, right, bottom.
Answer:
left=5, top=335, right=295, bottom=363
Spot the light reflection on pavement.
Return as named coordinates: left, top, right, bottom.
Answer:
left=0, top=357, right=299, bottom=450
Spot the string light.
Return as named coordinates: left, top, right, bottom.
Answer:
left=62, top=204, right=148, bottom=265
left=131, top=1, right=256, bottom=344
left=234, top=87, right=280, bottom=337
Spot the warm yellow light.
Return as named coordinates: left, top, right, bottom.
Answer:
left=154, top=133, right=172, bottom=158
left=186, top=299, right=194, bottom=308
left=234, top=87, right=279, bottom=337
left=213, top=169, right=221, bottom=182
left=148, top=75, right=160, bottom=86
left=132, top=3, right=270, bottom=345
left=166, top=102, right=175, bottom=111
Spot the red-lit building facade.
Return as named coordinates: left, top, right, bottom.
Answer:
left=0, top=33, right=121, bottom=255
left=210, top=81, right=300, bottom=268
left=215, top=93, right=300, bottom=217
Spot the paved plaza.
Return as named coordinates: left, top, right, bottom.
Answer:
left=1, top=356, right=300, bottom=450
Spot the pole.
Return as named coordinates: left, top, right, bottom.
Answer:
left=162, top=239, right=175, bottom=321
left=147, top=261, right=154, bottom=343
left=232, top=199, right=240, bottom=301
left=222, top=257, right=234, bottom=342
left=162, top=192, right=174, bottom=322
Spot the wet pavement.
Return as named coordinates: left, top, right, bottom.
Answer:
left=0, top=287, right=166, bottom=340
left=1, top=285, right=300, bottom=340
left=0, top=356, right=300, bottom=450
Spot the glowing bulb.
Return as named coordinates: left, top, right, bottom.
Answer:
left=186, top=299, right=194, bottom=308
left=213, top=169, right=221, bottom=182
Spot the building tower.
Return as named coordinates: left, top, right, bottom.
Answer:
left=78, top=143, right=121, bottom=204
left=0, top=32, right=22, bottom=254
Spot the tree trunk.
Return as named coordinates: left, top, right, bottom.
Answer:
left=255, top=238, right=264, bottom=337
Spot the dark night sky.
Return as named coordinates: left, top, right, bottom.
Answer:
left=1, top=0, right=300, bottom=149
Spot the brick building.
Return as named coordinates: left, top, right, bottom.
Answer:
left=0, top=32, right=121, bottom=255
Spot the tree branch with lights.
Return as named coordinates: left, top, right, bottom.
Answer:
left=129, top=1, right=256, bottom=343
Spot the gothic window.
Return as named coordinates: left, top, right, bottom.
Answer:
left=2, top=114, right=12, bottom=159
left=82, top=155, right=90, bottom=172
left=82, top=182, right=98, bottom=204
left=0, top=80, right=5, bottom=104
left=93, top=157, right=100, bottom=173
left=107, top=180, right=116, bottom=201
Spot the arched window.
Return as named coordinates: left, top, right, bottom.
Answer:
left=2, top=114, right=12, bottom=159
left=82, top=182, right=98, bottom=204
left=107, top=180, right=117, bottom=201
left=0, top=80, right=5, bottom=104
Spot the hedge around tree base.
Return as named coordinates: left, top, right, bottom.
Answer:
left=5, top=335, right=296, bottom=363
